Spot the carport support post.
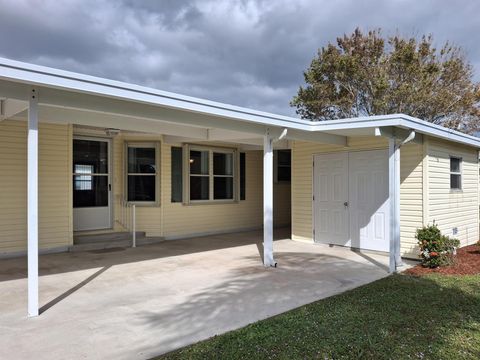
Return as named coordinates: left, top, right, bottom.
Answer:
left=388, top=136, right=401, bottom=273
left=263, top=129, right=275, bottom=267
left=27, top=88, right=39, bottom=317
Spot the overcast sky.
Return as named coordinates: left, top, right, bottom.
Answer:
left=0, top=0, right=479, bottom=116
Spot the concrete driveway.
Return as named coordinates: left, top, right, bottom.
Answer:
left=0, top=228, right=391, bottom=360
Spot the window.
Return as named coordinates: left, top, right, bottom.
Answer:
left=275, top=149, right=291, bottom=182
left=74, top=164, right=94, bottom=190
left=171, top=147, right=183, bottom=202
left=73, top=139, right=109, bottom=208
left=188, top=146, right=236, bottom=202
left=126, top=144, right=157, bottom=202
left=190, top=150, right=210, bottom=200
left=240, top=152, right=246, bottom=200
left=450, top=157, right=462, bottom=190
left=213, top=152, right=234, bottom=199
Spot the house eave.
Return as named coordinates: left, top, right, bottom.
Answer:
left=0, top=57, right=479, bottom=149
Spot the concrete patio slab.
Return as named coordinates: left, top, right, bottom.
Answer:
left=0, top=228, right=391, bottom=360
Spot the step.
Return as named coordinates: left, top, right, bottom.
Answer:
left=73, top=231, right=146, bottom=245
left=68, top=236, right=165, bottom=253
left=69, top=239, right=132, bottom=252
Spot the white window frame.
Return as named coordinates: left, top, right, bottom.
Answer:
left=184, top=144, right=238, bottom=204
left=125, top=142, right=160, bottom=205
left=450, top=156, right=462, bottom=191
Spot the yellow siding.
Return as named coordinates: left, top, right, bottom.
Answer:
left=162, top=143, right=264, bottom=237
left=292, top=136, right=424, bottom=257
left=399, top=143, right=423, bottom=257
left=291, top=136, right=389, bottom=243
left=111, top=137, right=288, bottom=238
left=0, top=123, right=290, bottom=255
left=427, top=137, right=479, bottom=247
left=274, top=182, right=291, bottom=227
left=112, top=134, right=163, bottom=236
left=0, top=120, right=72, bottom=254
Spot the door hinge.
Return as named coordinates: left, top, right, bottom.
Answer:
left=312, top=195, right=315, bottom=201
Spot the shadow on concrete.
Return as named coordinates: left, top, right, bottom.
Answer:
left=39, top=265, right=111, bottom=314
left=135, top=250, right=389, bottom=357
left=148, top=274, right=480, bottom=359
left=0, top=228, right=290, bottom=282
left=351, top=249, right=390, bottom=272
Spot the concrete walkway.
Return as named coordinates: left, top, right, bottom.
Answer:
left=0, top=228, right=391, bottom=359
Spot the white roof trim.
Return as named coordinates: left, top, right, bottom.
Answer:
left=0, top=57, right=479, bottom=148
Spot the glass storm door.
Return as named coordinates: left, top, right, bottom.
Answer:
left=73, top=138, right=112, bottom=231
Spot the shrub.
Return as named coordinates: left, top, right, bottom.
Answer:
left=416, top=224, right=460, bottom=268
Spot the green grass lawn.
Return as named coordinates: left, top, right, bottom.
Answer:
left=158, top=274, right=480, bottom=360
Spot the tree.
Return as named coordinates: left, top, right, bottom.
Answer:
left=291, top=28, right=480, bottom=134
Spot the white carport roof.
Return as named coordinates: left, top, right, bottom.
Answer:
left=1, top=56, right=480, bottom=148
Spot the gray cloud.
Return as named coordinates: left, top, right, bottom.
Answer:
left=0, top=0, right=478, bottom=116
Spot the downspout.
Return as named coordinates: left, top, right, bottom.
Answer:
left=397, top=130, right=416, bottom=148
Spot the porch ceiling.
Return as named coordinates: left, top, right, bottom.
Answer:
left=0, top=80, right=346, bottom=147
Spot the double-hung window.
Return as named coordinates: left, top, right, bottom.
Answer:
left=188, top=146, right=236, bottom=202
left=275, top=149, right=291, bottom=182
left=450, top=156, right=462, bottom=190
left=126, top=143, right=158, bottom=203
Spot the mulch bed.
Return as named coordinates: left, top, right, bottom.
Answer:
left=405, top=244, right=480, bottom=276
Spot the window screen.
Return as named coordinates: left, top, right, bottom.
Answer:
left=240, top=152, right=246, bottom=200
left=127, top=145, right=157, bottom=202
left=171, top=147, right=183, bottom=202
left=276, top=149, right=291, bottom=182
left=213, top=152, right=234, bottom=200
left=190, top=150, right=209, bottom=200
left=450, top=157, right=462, bottom=190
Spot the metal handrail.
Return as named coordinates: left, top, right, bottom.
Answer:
left=118, top=199, right=136, bottom=248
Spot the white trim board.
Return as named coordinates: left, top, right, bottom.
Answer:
left=0, top=57, right=479, bottom=149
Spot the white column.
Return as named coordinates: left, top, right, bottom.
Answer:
left=28, top=88, right=39, bottom=317
left=394, top=142, right=402, bottom=267
left=388, top=136, right=401, bottom=273
left=388, top=137, right=396, bottom=273
left=263, top=129, right=275, bottom=267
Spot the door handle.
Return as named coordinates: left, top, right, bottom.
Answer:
left=108, top=184, right=112, bottom=191
left=344, top=201, right=349, bottom=207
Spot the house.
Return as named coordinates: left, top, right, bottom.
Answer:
left=0, top=58, right=479, bottom=317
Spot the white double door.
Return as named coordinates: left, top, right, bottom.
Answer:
left=313, top=150, right=390, bottom=252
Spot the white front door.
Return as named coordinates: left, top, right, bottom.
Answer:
left=313, top=152, right=349, bottom=246
left=313, top=150, right=390, bottom=252
left=348, top=150, right=390, bottom=252
left=73, top=137, right=112, bottom=231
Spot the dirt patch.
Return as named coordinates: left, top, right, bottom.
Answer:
left=405, top=244, right=480, bottom=276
